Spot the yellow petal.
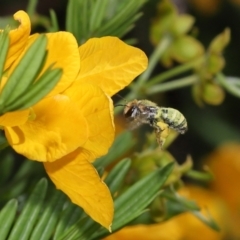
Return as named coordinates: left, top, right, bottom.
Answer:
left=8, top=32, right=80, bottom=96
left=5, top=94, right=88, bottom=162
left=44, top=32, right=81, bottom=95
left=0, top=109, right=29, bottom=127
left=44, top=148, right=113, bottom=230
left=77, top=37, right=148, bottom=96
left=63, top=82, right=115, bottom=162
left=5, top=11, right=30, bottom=70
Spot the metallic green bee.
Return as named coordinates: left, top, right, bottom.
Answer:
left=120, top=99, right=187, bottom=147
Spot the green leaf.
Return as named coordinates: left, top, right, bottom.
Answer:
left=0, top=153, right=14, bottom=185
left=192, top=210, right=220, bottom=231
left=108, top=12, right=143, bottom=38
left=113, top=162, right=174, bottom=230
left=89, top=0, right=109, bottom=33
left=49, top=9, right=59, bottom=32
left=105, top=158, right=131, bottom=195
left=91, top=162, right=175, bottom=239
left=0, top=33, right=62, bottom=113
left=96, top=0, right=146, bottom=37
left=8, top=178, right=48, bottom=240
left=0, top=29, right=10, bottom=80
left=0, top=199, right=18, bottom=240
left=66, top=0, right=147, bottom=43
left=60, top=216, right=100, bottom=240
left=0, top=35, right=48, bottom=109
left=66, top=0, right=88, bottom=44
left=29, top=190, right=66, bottom=240
left=26, top=0, right=38, bottom=18
left=54, top=204, right=84, bottom=240
left=216, top=73, right=240, bottom=98
left=4, top=66, right=62, bottom=112
left=94, top=132, right=134, bottom=168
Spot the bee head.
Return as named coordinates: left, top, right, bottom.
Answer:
left=115, top=100, right=141, bottom=119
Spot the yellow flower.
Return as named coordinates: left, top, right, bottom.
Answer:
left=4, top=10, right=31, bottom=71
left=1, top=11, right=148, bottom=229
left=204, top=143, right=240, bottom=238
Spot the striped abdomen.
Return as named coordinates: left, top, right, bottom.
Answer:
left=160, top=108, right=187, bottom=134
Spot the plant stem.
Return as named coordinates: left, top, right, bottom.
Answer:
left=216, top=73, right=240, bottom=98
left=184, top=169, right=213, bottom=182
left=146, top=56, right=204, bottom=87
left=146, top=74, right=198, bottom=95
left=136, top=35, right=172, bottom=86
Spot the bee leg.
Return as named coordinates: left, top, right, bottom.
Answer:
left=155, top=128, right=164, bottom=148
left=152, top=123, right=163, bottom=148
left=150, top=119, right=166, bottom=148
left=155, top=122, right=170, bottom=149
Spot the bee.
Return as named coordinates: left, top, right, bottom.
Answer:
left=118, top=99, right=187, bottom=148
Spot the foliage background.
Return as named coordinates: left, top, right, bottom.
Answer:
left=1, top=0, right=240, bottom=239
left=1, top=0, right=240, bottom=162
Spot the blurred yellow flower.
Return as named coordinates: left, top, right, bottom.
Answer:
left=204, top=143, right=240, bottom=238
left=0, top=11, right=148, bottom=229
left=104, top=185, right=227, bottom=240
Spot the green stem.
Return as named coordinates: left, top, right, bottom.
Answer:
left=146, top=56, right=204, bottom=87
left=146, top=74, right=198, bottom=95
left=184, top=169, right=213, bottom=182
left=136, top=35, right=172, bottom=86
left=26, top=0, right=38, bottom=18
left=216, top=73, right=240, bottom=98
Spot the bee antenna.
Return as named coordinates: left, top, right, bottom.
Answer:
left=114, top=104, right=126, bottom=107
left=115, top=94, right=125, bottom=100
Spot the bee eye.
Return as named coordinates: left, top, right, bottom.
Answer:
left=125, top=106, right=138, bottom=118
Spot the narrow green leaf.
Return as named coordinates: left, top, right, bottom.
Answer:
left=96, top=0, right=146, bottom=37
left=29, top=190, right=66, bottom=240
left=92, top=162, right=174, bottom=239
left=105, top=158, right=131, bottom=195
left=60, top=216, right=100, bottom=240
left=54, top=203, right=84, bottom=240
left=108, top=13, right=143, bottom=38
left=0, top=141, right=9, bottom=152
left=66, top=0, right=89, bottom=44
left=1, top=35, right=48, bottom=109
left=0, top=29, right=9, bottom=80
left=10, top=160, right=38, bottom=183
left=113, top=163, right=174, bottom=229
left=89, top=0, right=109, bottom=33
left=4, top=67, right=62, bottom=112
left=80, top=0, right=90, bottom=43
left=8, top=179, right=48, bottom=240
left=216, top=73, right=240, bottom=98
left=0, top=199, right=18, bottom=240
left=66, top=0, right=75, bottom=32
left=162, top=189, right=201, bottom=219
left=26, top=0, right=38, bottom=18
left=192, top=210, right=220, bottom=231
left=49, top=9, right=59, bottom=32
left=0, top=153, right=14, bottom=184
left=94, top=132, right=134, bottom=168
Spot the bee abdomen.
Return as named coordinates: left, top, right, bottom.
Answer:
left=160, top=108, right=187, bottom=134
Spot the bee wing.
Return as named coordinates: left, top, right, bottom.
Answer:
left=126, top=118, right=144, bottom=130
